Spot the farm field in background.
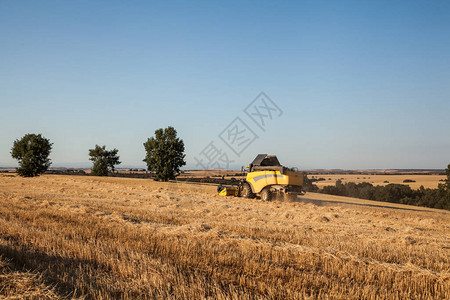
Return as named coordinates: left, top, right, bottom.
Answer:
left=311, top=174, right=446, bottom=189
left=0, top=174, right=448, bottom=299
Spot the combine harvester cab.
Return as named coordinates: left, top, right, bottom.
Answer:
left=219, top=154, right=305, bottom=201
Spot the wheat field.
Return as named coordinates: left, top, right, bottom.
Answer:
left=0, top=174, right=449, bottom=299
left=310, top=174, right=446, bottom=189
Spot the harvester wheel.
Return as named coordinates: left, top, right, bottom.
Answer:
left=241, top=182, right=255, bottom=198
left=260, top=188, right=273, bottom=202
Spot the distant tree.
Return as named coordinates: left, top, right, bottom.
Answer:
left=403, top=179, right=416, bottom=183
left=302, top=172, right=319, bottom=192
left=143, top=126, right=186, bottom=181
left=88, top=145, right=121, bottom=176
left=446, top=164, right=450, bottom=190
left=11, top=134, right=53, bottom=177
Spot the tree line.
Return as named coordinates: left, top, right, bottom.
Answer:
left=303, top=169, right=450, bottom=211
left=10, top=126, right=185, bottom=181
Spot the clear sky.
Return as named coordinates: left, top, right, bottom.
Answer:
left=1, top=1, right=449, bottom=169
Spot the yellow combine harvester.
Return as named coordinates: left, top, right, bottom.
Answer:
left=218, top=154, right=304, bottom=201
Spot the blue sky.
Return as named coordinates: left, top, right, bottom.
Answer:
left=1, top=1, right=449, bottom=169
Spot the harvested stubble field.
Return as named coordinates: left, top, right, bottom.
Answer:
left=0, top=174, right=449, bottom=299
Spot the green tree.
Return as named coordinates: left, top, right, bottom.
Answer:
left=11, top=134, right=53, bottom=177
left=143, top=126, right=186, bottom=181
left=302, top=172, right=319, bottom=192
left=88, top=145, right=121, bottom=176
